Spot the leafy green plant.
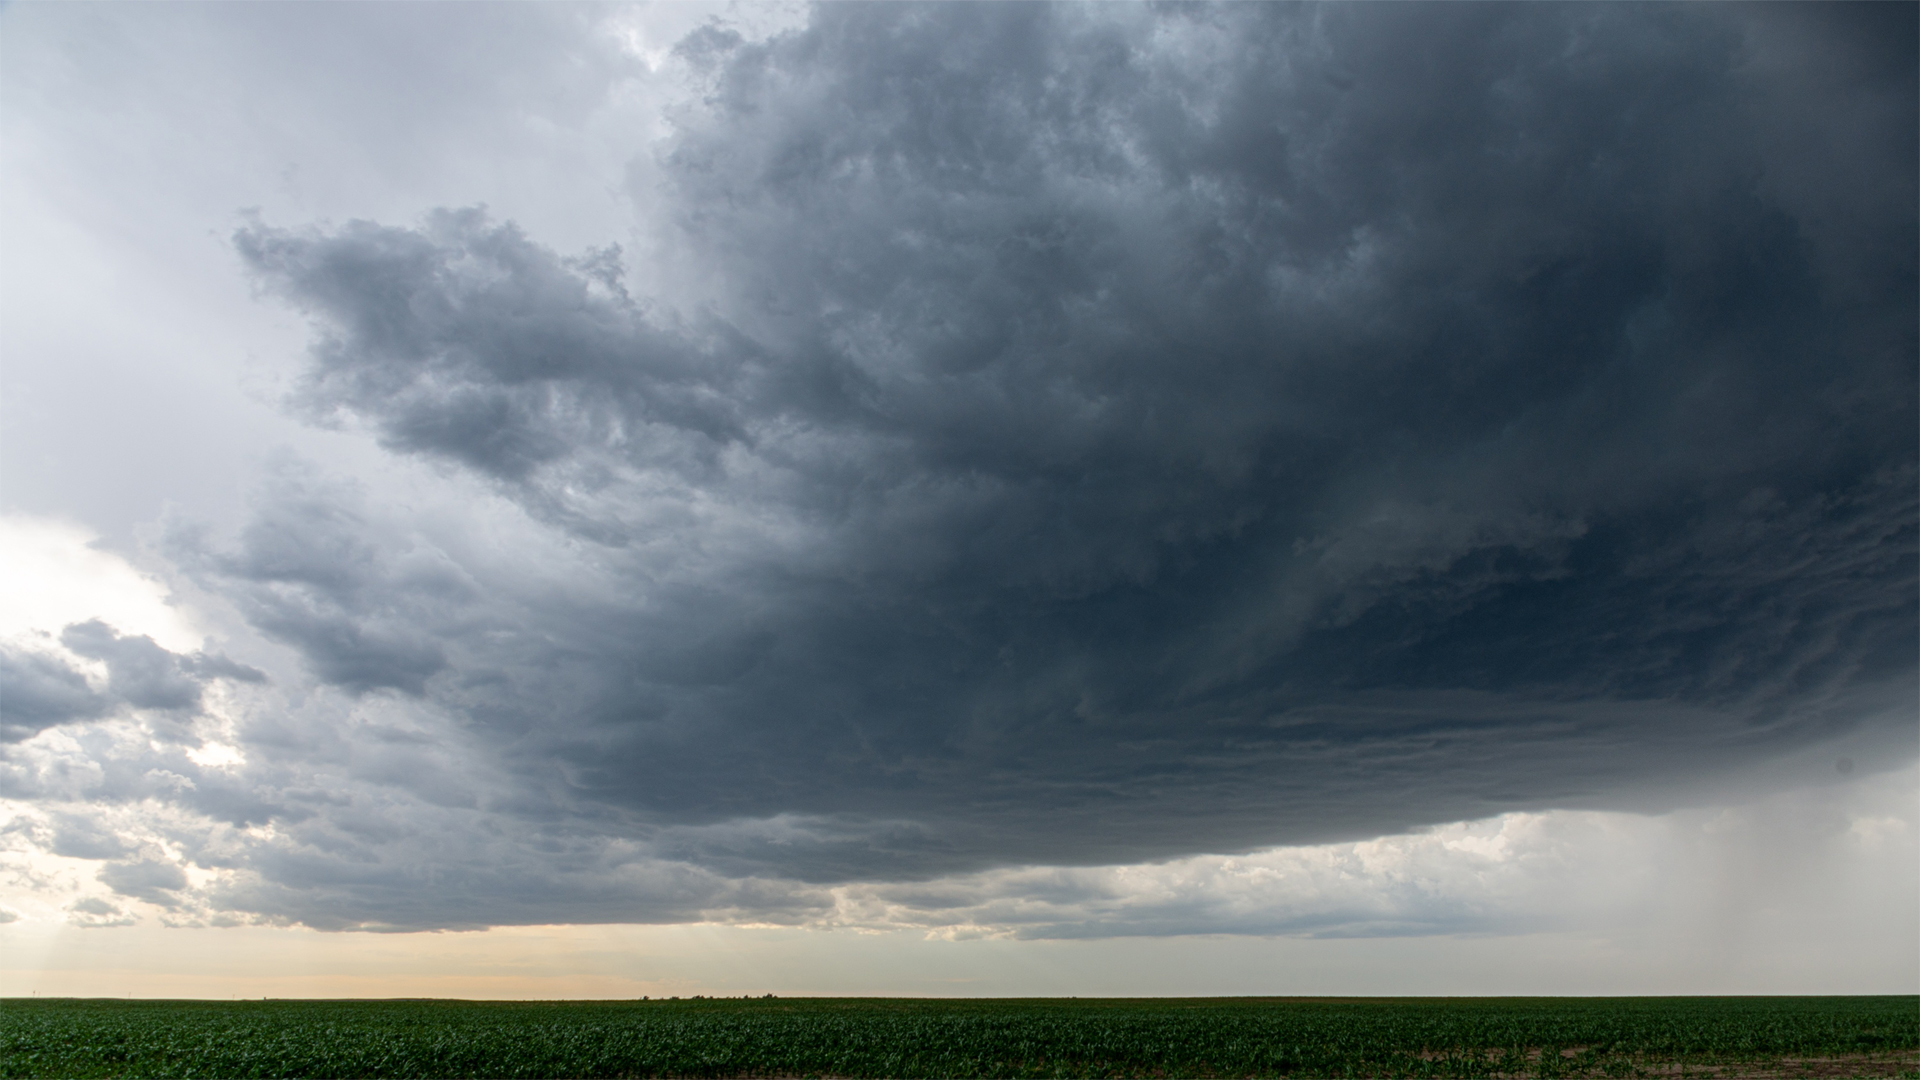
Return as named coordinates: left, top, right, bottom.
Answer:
left=2, top=995, right=1914, bottom=1078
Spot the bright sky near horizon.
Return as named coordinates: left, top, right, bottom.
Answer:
left=1, top=1, right=1915, bottom=998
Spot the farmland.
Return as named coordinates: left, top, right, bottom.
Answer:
left=1, top=995, right=1914, bottom=1078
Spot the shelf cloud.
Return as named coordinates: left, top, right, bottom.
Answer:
left=3, top=2, right=1914, bottom=936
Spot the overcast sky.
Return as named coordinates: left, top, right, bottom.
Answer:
left=1, top=1, right=1915, bottom=997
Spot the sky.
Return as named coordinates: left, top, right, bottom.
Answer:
left=1, top=1, right=1915, bottom=998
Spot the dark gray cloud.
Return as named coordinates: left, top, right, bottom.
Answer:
left=0, top=648, right=111, bottom=741
left=0, top=623, right=262, bottom=741
left=129, top=2, right=1920, bottom=925
left=62, top=620, right=219, bottom=711
left=180, top=476, right=452, bottom=696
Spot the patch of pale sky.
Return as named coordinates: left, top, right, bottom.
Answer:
left=0, top=515, right=205, bottom=654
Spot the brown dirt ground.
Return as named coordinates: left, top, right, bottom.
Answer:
left=1628, top=1054, right=1919, bottom=1079
left=1413, top=1047, right=1919, bottom=1079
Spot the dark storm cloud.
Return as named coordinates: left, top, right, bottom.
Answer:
left=212, top=3, right=1912, bottom=916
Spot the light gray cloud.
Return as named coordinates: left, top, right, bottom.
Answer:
left=98, top=858, right=190, bottom=908
left=49, top=813, right=138, bottom=861
left=813, top=763, right=1919, bottom=951
left=65, top=896, right=137, bottom=928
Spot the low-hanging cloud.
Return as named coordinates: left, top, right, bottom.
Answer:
left=6, top=2, right=1915, bottom=932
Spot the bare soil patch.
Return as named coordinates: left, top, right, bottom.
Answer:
left=1630, top=1054, right=1920, bottom=1079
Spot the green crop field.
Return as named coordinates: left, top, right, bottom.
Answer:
left=1, top=995, right=1914, bottom=1079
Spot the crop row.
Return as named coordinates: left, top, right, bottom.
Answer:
left=2, top=996, right=1914, bottom=1079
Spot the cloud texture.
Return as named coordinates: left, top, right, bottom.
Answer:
left=4, top=2, right=1915, bottom=932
